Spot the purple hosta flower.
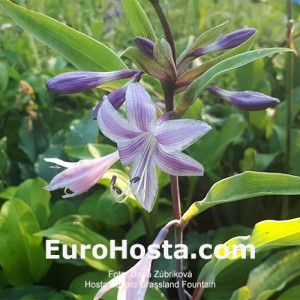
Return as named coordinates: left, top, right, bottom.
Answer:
left=94, top=220, right=177, bottom=300
left=92, top=71, right=142, bottom=119
left=44, top=151, right=119, bottom=198
left=97, top=83, right=211, bottom=211
left=189, top=28, right=256, bottom=57
left=135, top=37, right=155, bottom=59
left=206, top=86, right=280, bottom=111
left=46, top=69, right=139, bottom=94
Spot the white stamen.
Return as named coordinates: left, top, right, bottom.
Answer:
left=110, top=133, right=157, bottom=205
left=64, top=187, right=72, bottom=195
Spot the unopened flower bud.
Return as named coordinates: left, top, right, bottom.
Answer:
left=190, top=28, right=256, bottom=57
left=46, top=70, right=139, bottom=94
left=206, top=86, right=280, bottom=111
left=135, top=37, right=155, bottom=59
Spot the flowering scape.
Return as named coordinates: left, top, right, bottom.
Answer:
left=44, top=24, right=280, bottom=299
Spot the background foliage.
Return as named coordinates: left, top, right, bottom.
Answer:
left=0, top=0, right=300, bottom=299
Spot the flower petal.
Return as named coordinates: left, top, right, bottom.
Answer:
left=155, top=145, right=204, bottom=176
left=93, top=272, right=126, bottom=300
left=118, top=133, right=148, bottom=166
left=124, top=254, right=152, bottom=299
left=154, top=119, right=211, bottom=152
left=125, top=83, right=156, bottom=131
left=130, top=156, right=158, bottom=212
left=97, top=97, right=142, bottom=143
left=44, top=158, right=75, bottom=168
left=45, top=152, right=119, bottom=197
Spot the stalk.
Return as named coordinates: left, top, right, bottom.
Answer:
left=149, top=0, right=176, bottom=61
left=149, top=1, right=185, bottom=299
left=282, top=0, right=294, bottom=219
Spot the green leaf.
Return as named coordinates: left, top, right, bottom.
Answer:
left=125, top=208, right=173, bottom=244
left=231, top=248, right=300, bottom=300
left=277, top=285, right=300, bottom=300
left=14, top=178, right=51, bottom=229
left=230, top=287, right=251, bottom=300
left=235, top=58, right=270, bottom=92
left=64, top=144, right=117, bottom=160
left=0, top=286, right=66, bottom=300
left=187, top=114, right=244, bottom=175
left=240, top=148, right=279, bottom=172
left=36, top=221, right=117, bottom=271
left=182, top=172, right=300, bottom=221
left=122, top=0, right=156, bottom=41
left=78, top=190, right=130, bottom=226
left=0, top=62, right=9, bottom=96
left=0, top=198, right=50, bottom=286
left=18, top=117, right=49, bottom=163
left=47, top=200, right=77, bottom=227
left=194, top=218, right=300, bottom=300
left=65, top=110, right=99, bottom=147
left=175, top=48, right=291, bottom=115
left=0, top=0, right=127, bottom=88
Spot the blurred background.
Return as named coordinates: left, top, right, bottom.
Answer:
left=0, top=0, right=300, bottom=299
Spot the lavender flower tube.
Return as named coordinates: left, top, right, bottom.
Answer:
left=46, top=69, right=139, bottom=94
left=206, top=86, right=280, bottom=111
left=94, top=220, right=179, bottom=300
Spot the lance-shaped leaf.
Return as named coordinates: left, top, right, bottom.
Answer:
left=0, top=198, right=50, bottom=286
left=277, top=285, right=300, bottom=300
left=122, top=0, right=156, bottom=41
left=0, top=0, right=127, bottom=89
left=193, top=218, right=300, bottom=300
left=182, top=172, right=300, bottom=222
left=230, top=248, right=300, bottom=300
left=175, top=48, right=291, bottom=115
left=177, top=21, right=228, bottom=67
left=176, top=34, right=255, bottom=86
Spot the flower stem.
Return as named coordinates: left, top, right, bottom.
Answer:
left=149, top=2, right=185, bottom=298
left=149, top=0, right=176, bottom=61
left=285, top=0, right=294, bottom=173
left=282, top=0, right=294, bottom=219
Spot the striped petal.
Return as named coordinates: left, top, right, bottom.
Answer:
left=45, top=151, right=119, bottom=198
left=122, top=253, right=152, bottom=299
left=155, top=145, right=204, bottom=176
left=118, top=133, right=148, bottom=166
left=154, top=119, right=211, bottom=152
left=130, top=156, right=158, bottom=212
left=125, top=83, right=156, bottom=131
left=97, top=97, right=142, bottom=143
